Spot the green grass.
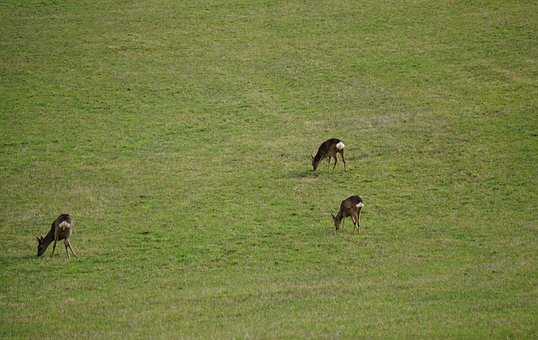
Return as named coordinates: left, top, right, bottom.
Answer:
left=1, top=0, right=537, bottom=338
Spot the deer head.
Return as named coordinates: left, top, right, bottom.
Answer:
left=311, top=154, right=319, bottom=171
left=331, top=213, right=341, bottom=229
left=36, top=235, right=46, bottom=257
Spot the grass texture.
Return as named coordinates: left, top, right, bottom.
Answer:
left=1, top=0, right=537, bottom=338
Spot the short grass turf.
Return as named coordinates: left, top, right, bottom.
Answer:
left=1, top=0, right=537, bottom=338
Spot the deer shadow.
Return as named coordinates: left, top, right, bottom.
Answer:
left=288, top=169, right=318, bottom=179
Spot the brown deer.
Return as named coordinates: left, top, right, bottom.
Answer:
left=312, top=138, right=346, bottom=171
left=36, top=214, right=77, bottom=258
left=331, top=195, right=365, bottom=233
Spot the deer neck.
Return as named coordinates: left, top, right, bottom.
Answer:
left=337, top=208, right=345, bottom=218
left=41, top=228, right=56, bottom=249
left=313, top=151, right=324, bottom=164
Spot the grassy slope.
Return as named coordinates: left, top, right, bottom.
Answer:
left=1, top=0, right=537, bottom=338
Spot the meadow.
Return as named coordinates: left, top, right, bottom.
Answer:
left=1, top=0, right=537, bottom=338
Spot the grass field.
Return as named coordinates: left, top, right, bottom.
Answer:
left=1, top=0, right=537, bottom=338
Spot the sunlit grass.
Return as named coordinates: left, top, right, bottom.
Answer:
left=1, top=0, right=537, bottom=338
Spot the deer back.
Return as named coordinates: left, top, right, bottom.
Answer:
left=340, top=195, right=364, bottom=216
left=52, top=214, right=74, bottom=240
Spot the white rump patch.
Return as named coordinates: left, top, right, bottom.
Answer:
left=336, top=142, right=345, bottom=150
left=356, top=202, right=364, bottom=208
left=58, top=221, right=70, bottom=230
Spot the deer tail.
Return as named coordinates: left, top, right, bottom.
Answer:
left=336, top=141, right=345, bottom=150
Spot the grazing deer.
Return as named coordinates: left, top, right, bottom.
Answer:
left=331, top=195, right=365, bottom=233
left=36, top=214, right=77, bottom=258
left=312, top=138, right=346, bottom=171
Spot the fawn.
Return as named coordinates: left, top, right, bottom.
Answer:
left=332, top=195, right=365, bottom=233
left=312, top=138, right=346, bottom=171
left=36, top=214, right=77, bottom=258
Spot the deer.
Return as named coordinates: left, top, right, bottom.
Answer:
left=331, top=195, right=365, bottom=233
left=36, top=214, right=77, bottom=258
left=311, top=138, right=346, bottom=171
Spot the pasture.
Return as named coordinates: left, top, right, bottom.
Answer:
left=1, top=0, right=537, bottom=338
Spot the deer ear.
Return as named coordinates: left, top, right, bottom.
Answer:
left=311, top=154, right=314, bottom=160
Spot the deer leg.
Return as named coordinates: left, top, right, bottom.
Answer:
left=51, top=226, right=59, bottom=257
left=64, top=241, right=70, bottom=259
left=67, top=240, right=78, bottom=257
left=350, top=213, right=359, bottom=233
left=51, top=239, right=57, bottom=257
left=332, top=156, right=338, bottom=170
left=340, top=150, right=346, bottom=170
